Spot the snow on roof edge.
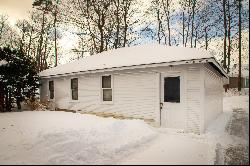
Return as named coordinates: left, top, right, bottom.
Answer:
left=39, top=44, right=225, bottom=78
left=40, top=58, right=217, bottom=78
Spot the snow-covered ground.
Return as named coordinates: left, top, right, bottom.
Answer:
left=0, top=112, right=157, bottom=164
left=0, top=93, right=249, bottom=165
left=119, top=94, right=249, bottom=165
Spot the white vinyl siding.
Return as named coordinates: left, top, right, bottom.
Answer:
left=204, top=64, right=223, bottom=128
left=112, top=73, right=158, bottom=120
left=41, top=71, right=158, bottom=123
left=54, top=78, right=74, bottom=108
left=40, top=79, right=48, bottom=102
left=39, top=63, right=224, bottom=133
left=185, top=65, right=203, bottom=134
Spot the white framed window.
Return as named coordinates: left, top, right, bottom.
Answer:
left=101, top=75, right=113, bottom=103
left=71, top=78, right=78, bottom=100
left=49, top=80, right=54, bottom=99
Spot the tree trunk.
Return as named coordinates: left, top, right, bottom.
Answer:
left=191, top=0, right=196, bottom=48
left=16, top=88, right=22, bottom=110
left=0, top=82, right=4, bottom=112
left=185, top=0, right=191, bottom=47
left=42, top=35, right=49, bottom=70
left=123, top=0, right=129, bottom=47
left=27, top=26, right=34, bottom=57
left=17, top=100, right=21, bottom=110
left=223, top=0, right=227, bottom=69
left=19, top=22, right=25, bottom=52
left=227, top=0, right=231, bottom=74
left=194, top=30, right=197, bottom=48
left=37, top=10, right=46, bottom=72
left=99, top=25, right=104, bottom=52
left=9, top=31, right=14, bottom=48
left=85, top=1, right=97, bottom=53
left=238, top=0, right=242, bottom=91
left=0, top=16, right=6, bottom=41
left=114, top=0, right=120, bottom=49
left=54, top=3, right=58, bottom=67
left=161, top=0, right=171, bottom=46
left=4, top=89, right=8, bottom=112
left=97, top=10, right=105, bottom=53
left=157, top=9, right=161, bottom=44
left=205, top=27, right=208, bottom=50
left=5, top=89, right=12, bottom=112
left=182, top=12, right=185, bottom=46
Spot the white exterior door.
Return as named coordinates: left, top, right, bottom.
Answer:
left=160, top=73, right=184, bottom=128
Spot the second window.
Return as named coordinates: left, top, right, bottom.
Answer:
left=71, top=78, right=78, bottom=100
left=102, top=75, right=112, bottom=101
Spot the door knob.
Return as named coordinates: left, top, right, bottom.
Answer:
left=160, top=103, right=163, bottom=110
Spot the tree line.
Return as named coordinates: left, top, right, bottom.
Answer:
left=0, top=0, right=249, bottom=90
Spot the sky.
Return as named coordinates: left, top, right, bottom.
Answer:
left=0, top=0, right=249, bottom=68
left=0, top=0, right=154, bottom=64
left=0, top=0, right=33, bottom=25
left=0, top=0, right=78, bottom=64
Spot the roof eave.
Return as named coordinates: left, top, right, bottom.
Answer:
left=207, top=58, right=229, bottom=78
left=40, top=57, right=226, bottom=79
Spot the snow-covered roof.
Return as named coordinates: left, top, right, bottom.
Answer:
left=39, top=44, right=226, bottom=77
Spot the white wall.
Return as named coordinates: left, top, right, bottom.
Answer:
left=41, top=69, right=159, bottom=124
left=40, top=63, right=222, bottom=133
left=185, top=64, right=203, bottom=134
left=40, top=78, right=48, bottom=101
left=203, top=64, right=223, bottom=129
left=54, top=77, right=71, bottom=108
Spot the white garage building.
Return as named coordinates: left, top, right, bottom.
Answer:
left=39, top=44, right=228, bottom=134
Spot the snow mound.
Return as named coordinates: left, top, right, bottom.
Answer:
left=0, top=111, right=157, bottom=165
left=223, top=95, right=249, bottom=113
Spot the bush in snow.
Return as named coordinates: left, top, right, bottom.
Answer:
left=0, top=47, right=40, bottom=112
left=24, top=98, right=54, bottom=111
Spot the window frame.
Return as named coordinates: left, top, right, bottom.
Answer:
left=101, top=75, right=113, bottom=104
left=71, top=78, right=78, bottom=101
left=48, top=80, right=54, bottom=100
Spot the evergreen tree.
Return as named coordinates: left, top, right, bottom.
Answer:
left=0, top=47, right=40, bottom=112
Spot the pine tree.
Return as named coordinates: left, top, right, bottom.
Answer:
left=0, top=47, right=40, bottom=112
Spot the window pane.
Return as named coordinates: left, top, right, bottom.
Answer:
left=164, top=77, right=180, bottom=103
left=49, top=81, right=54, bottom=90
left=103, top=89, right=112, bottom=101
left=71, top=78, right=78, bottom=90
left=50, top=90, right=54, bottom=99
left=102, top=76, right=111, bottom=88
left=49, top=81, right=54, bottom=99
left=72, top=90, right=78, bottom=100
